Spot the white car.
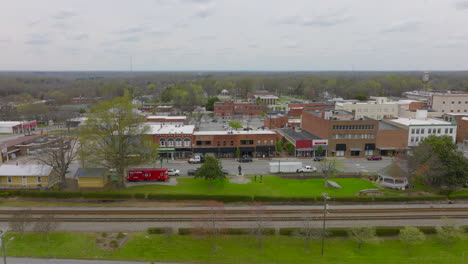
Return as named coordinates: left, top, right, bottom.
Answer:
left=296, top=166, right=317, bottom=173
left=167, top=169, right=180, bottom=176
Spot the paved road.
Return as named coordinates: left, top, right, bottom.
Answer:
left=6, top=257, right=182, bottom=264
left=159, top=157, right=391, bottom=176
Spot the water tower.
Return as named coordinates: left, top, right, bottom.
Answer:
left=421, top=72, right=430, bottom=91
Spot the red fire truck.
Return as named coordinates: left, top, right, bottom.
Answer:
left=126, top=168, right=169, bottom=182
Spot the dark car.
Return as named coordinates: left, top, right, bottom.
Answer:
left=187, top=168, right=200, bottom=176
left=221, top=169, right=230, bottom=175
left=314, top=156, right=325, bottom=162
left=238, top=156, right=253, bottom=163
left=367, top=155, right=382, bottom=161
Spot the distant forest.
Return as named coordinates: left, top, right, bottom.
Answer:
left=1, top=71, right=468, bottom=106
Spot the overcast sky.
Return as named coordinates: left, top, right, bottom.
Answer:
left=1, top=0, right=468, bottom=71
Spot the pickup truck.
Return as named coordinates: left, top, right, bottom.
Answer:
left=296, top=165, right=317, bottom=173
left=188, top=155, right=205, bottom=164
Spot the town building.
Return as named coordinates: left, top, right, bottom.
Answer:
left=384, top=110, right=457, bottom=148
left=264, top=113, right=289, bottom=129
left=213, top=101, right=261, bottom=119
left=0, top=164, right=53, bottom=189
left=430, top=93, right=468, bottom=114
left=192, top=130, right=277, bottom=158
left=301, top=110, right=379, bottom=158
left=146, top=124, right=195, bottom=159
left=145, top=115, right=187, bottom=125
left=376, top=121, right=408, bottom=156
left=442, top=113, right=468, bottom=143
left=277, top=128, right=328, bottom=157
left=0, top=134, right=62, bottom=163
left=250, top=94, right=279, bottom=106
left=75, top=168, right=108, bottom=188
left=288, top=103, right=334, bottom=117
left=0, top=121, right=37, bottom=134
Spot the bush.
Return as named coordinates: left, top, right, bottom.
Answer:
left=279, top=228, right=301, bottom=236
left=375, top=227, right=401, bottom=237
left=221, top=228, right=252, bottom=235
left=147, top=194, right=252, bottom=202
left=109, top=240, right=118, bottom=248
left=82, top=192, right=133, bottom=199
left=117, top=232, right=125, bottom=239
left=17, top=191, right=82, bottom=199
left=178, top=228, right=191, bottom=235
left=133, top=193, right=146, bottom=199
left=417, top=226, right=436, bottom=235
left=0, top=192, right=12, bottom=197
left=147, top=228, right=166, bottom=234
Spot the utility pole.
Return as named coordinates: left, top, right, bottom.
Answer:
left=321, top=193, right=330, bottom=256
left=0, top=229, right=7, bottom=264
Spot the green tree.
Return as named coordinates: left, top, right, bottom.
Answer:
left=47, top=91, right=68, bottom=104
left=316, top=145, right=324, bottom=157
left=276, top=141, right=282, bottom=154
left=235, top=147, right=241, bottom=158
left=285, top=142, right=295, bottom=155
left=205, top=97, right=220, bottom=111
left=399, top=226, right=426, bottom=255
left=354, top=94, right=367, bottom=101
left=436, top=217, right=463, bottom=247
left=237, top=78, right=254, bottom=98
left=195, top=156, right=226, bottom=188
left=17, top=103, right=50, bottom=123
left=229, top=121, right=242, bottom=130
left=78, top=96, right=159, bottom=187
left=348, top=225, right=378, bottom=251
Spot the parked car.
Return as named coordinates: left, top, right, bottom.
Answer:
left=313, top=156, right=325, bottom=162
left=238, top=156, right=253, bottom=163
left=221, top=169, right=230, bottom=175
left=367, top=155, right=382, bottom=161
left=296, top=166, right=317, bottom=173
left=188, top=155, right=205, bottom=164
left=187, top=168, right=200, bottom=176
left=167, top=169, right=180, bottom=176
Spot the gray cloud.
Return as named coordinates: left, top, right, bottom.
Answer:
left=181, top=0, right=211, bottom=3
left=115, top=26, right=147, bottom=35
left=381, top=19, right=421, bottom=33
left=119, top=36, right=141, bottom=42
left=302, top=15, right=352, bottom=27
left=454, top=1, right=468, bottom=10
left=0, top=38, right=10, bottom=43
left=53, top=10, right=77, bottom=20
left=25, top=34, right=51, bottom=45
left=69, top=33, right=89, bottom=41
left=276, top=15, right=300, bottom=25
left=193, top=5, right=215, bottom=18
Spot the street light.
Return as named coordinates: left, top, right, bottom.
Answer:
left=321, top=193, right=331, bottom=256
left=0, top=229, right=14, bottom=264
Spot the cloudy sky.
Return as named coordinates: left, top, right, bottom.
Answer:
left=1, top=0, right=468, bottom=71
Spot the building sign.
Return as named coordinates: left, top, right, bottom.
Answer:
left=313, top=139, right=328, bottom=146
left=295, top=140, right=312, bottom=150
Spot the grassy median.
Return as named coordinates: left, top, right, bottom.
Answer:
left=4, top=232, right=468, bottom=264
left=123, top=177, right=378, bottom=197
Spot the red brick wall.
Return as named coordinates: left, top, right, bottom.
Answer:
left=376, top=129, right=408, bottom=150
left=264, top=116, right=289, bottom=129
left=456, top=119, right=468, bottom=143
left=301, top=111, right=330, bottom=139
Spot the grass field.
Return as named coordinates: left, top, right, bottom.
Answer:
left=123, top=177, right=378, bottom=197
left=5, top=232, right=468, bottom=264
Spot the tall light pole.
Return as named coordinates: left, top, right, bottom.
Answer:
left=321, top=193, right=331, bottom=256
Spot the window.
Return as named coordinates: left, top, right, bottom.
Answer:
left=176, top=138, right=182, bottom=147
left=452, top=101, right=455, bottom=104
left=168, top=138, right=174, bottom=147
left=411, top=128, right=415, bottom=134
left=217, top=141, right=220, bottom=146
left=416, top=129, right=420, bottom=134
left=428, top=129, right=431, bottom=134
left=421, top=128, right=425, bottom=134
left=270, top=140, right=274, bottom=145
left=450, top=110, right=454, bottom=112
left=458, top=110, right=461, bottom=112
left=240, top=140, right=254, bottom=145
left=257, top=140, right=261, bottom=145
left=445, top=128, right=448, bottom=133
left=7, top=176, right=12, bottom=184
left=159, top=138, right=166, bottom=147
left=184, top=138, right=191, bottom=147
left=230, top=141, right=234, bottom=146
left=438, top=128, right=441, bottom=133
left=336, top=150, right=345, bottom=157
left=37, top=177, right=42, bottom=184
left=411, top=137, right=415, bottom=142
left=459, top=101, right=462, bottom=104
left=449, top=128, right=453, bottom=134
left=223, top=141, right=226, bottom=146
left=264, top=140, right=267, bottom=145
left=443, top=101, right=445, bottom=104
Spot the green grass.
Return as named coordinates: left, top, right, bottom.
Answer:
left=5, top=232, right=468, bottom=264
left=124, top=177, right=378, bottom=197
left=454, top=189, right=468, bottom=196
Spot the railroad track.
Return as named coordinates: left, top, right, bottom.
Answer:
left=0, top=215, right=467, bottom=222
left=0, top=207, right=467, bottom=215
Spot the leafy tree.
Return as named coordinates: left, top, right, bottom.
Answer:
left=47, top=91, right=68, bottom=104
left=229, top=121, right=242, bottom=130
left=399, top=226, right=425, bottom=254
left=237, top=78, right=254, bottom=98
left=285, top=142, right=295, bottom=155
left=78, top=96, right=159, bottom=187
left=17, top=103, right=50, bottom=123
left=275, top=141, right=282, bottom=154
left=235, top=147, right=241, bottom=158
left=205, top=97, right=220, bottom=111
left=348, top=225, right=377, bottom=251
left=354, top=94, right=367, bottom=101
left=409, top=136, right=468, bottom=187
left=316, top=145, right=324, bottom=156
left=436, top=217, right=463, bottom=247
left=195, top=156, right=226, bottom=188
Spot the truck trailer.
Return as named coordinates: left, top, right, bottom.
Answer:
left=126, top=168, right=169, bottom=182
left=269, top=162, right=303, bottom=173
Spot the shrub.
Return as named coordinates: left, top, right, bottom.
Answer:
left=117, top=232, right=125, bottom=239
left=178, top=228, right=191, bottom=235
left=133, top=193, right=146, bottom=199
left=147, top=228, right=165, bottom=234
left=375, top=227, right=401, bottom=237
left=82, top=192, right=133, bottom=199
left=101, top=232, right=107, bottom=238
left=0, top=192, right=11, bottom=197
left=109, top=240, right=118, bottom=248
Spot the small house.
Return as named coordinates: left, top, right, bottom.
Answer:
left=75, top=168, right=108, bottom=188
left=0, top=164, right=53, bottom=189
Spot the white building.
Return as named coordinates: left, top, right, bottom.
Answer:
left=386, top=110, right=456, bottom=147
left=334, top=97, right=419, bottom=120
left=430, top=93, right=468, bottom=114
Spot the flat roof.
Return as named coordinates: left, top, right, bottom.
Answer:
left=146, top=116, right=186, bottom=120
left=0, top=164, right=53, bottom=176
left=144, top=124, right=195, bottom=134
left=194, top=130, right=276, bottom=136
left=378, top=121, right=403, bottom=130
left=388, top=117, right=453, bottom=126
left=462, top=117, right=468, bottom=121
left=278, top=128, right=321, bottom=141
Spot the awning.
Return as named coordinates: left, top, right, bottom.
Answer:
left=6, top=149, right=20, bottom=154
left=365, top=143, right=376, bottom=150
left=159, top=148, right=175, bottom=151
left=336, top=144, right=346, bottom=151
left=350, top=148, right=362, bottom=151
left=378, top=147, right=396, bottom=150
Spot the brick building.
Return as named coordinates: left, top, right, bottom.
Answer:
left=214, top=101, right=262, bottom=119
left=0, top=121, right=37, bottom=134
left=376, top=121, right=408, bottom=156
left=301, top=110, right=379, bottom=158
left=278, top=128, right=328, bottom=157
left=146, top=124, right=195, bottom=159
left=193, top=130, right=277, bottom=158
left=442, top=113, right=468, bottom=143
left=288, top=103, right=333, bottom=117
left=145, top=115, right=187, bottom=125
left=264, top=113, right=289, bottom=129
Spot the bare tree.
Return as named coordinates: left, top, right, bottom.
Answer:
left=191, top=201, right=226, bottom=251
left=251, top=202, right=268, bottom=250
left=9, top=209, right=32, bottom=239
left=300, top=213, right=318, bottom=252
left=33, top=214, right=60, bottom=242
left=32, top=133, right=79, bottom=189
left=318, top=158, right=342, bottom=188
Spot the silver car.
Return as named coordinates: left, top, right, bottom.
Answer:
left=167, top=168, right=180, bottom=176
